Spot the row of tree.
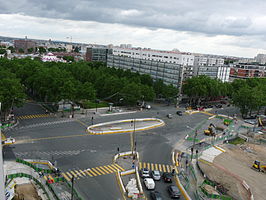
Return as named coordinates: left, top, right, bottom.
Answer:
left=183, top=75, right=266, bottom=117
left=0, top=58, right=178, bottom=115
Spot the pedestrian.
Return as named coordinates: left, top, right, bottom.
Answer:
left=172, top=168, right=175, bottom=175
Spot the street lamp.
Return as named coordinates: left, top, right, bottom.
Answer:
left=71, top=177, right=75, bottom=200
left=95, top=99, right=100, bottom=113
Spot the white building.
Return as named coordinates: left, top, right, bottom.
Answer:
left=194, top=56, right=224, bottom=66
left=255, top=54, right=266, bottom=64
left=112, top=47, right=194, bottom=66
left=41, top=53, right=66, bottom=62
left=217, top=66, right=230, bottom=82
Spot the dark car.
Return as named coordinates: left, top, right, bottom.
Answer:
left=162, top=172, right=172, bottom=183
left=150, top=191, right=163, bottom=200
left=207, top=105, right=213, bottom=108
left=215, top=104, right=222, bottom=108
left=176, top=111, right=182, bottom=116
left=140, top=168, right=150, bottom=178
left=167, top=185, right=181, bottom=199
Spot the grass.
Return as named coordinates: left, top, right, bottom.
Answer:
left=228, top=137, right=246, bottom=145
left=81, top=100, right=109, bottom=109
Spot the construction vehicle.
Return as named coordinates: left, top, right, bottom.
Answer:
left=204, top=123, right=216, bottom=136
left=252, top=160, right=266, bottom=173
left=258, top=115, right=266, bottom=127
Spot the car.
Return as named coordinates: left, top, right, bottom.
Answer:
left=162, top=172, right=172, bottom=183
left=167, top=114, right=173, bottom=119
left=243, top=115, right=257, bottom=119
left=207, top=105, right=213, bottom=108
left=151, top=170, right=161, bottom=181
left=176, top=111, right=182, bottom=116
left=215, top=104, right=222, bottom=108
left=2, top=137, right=15, bottom=145
left=150, top=191, right=163, bottom=200
left=140, top=168, right=150, bottom=178
left=167, top=185, right=181, bottom=199
left=244, top=120, right=257, bottom=125
left=144, top=178, right=155, bottom=190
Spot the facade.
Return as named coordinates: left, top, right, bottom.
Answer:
left=85, top=47, right=110, bottom=62
left=255, top=54, right=266, bottom=64
left=196, top=65, right=230, bottom=82
left=107, top=54, right=183, bottom=87
left=193, top=56, right=224, bottom=66
left=112, top=47, right=194, bottom=66
left=14, top=39, right=36, bottom=53
left=230, top=63, right=266, bottom=80
left=217, top=66, right=230, bottom=82
left=41, top=53, right=66, bottom=62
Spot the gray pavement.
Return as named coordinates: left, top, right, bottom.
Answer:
left=4, top=101, right=215, bottom=200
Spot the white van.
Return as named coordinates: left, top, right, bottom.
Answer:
left=144, top=178, right=155, bottom=190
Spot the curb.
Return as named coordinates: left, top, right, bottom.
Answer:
left=172, top=152, right=192, bottom=200
left=88, top=118, right=165, bottom=135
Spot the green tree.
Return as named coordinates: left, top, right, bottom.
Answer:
left=63, top=56, right=74, bottom=62
left=27, top=48, right=34, bottom=54
left=18, top=48, right=24, bottom=53
left=0, top=49, right=6, bottom=54
left=38, top=46, right=47, bottom=54
left=8, top=46, right=15, bottom=53
left=121, top=82, right=142, bottom=105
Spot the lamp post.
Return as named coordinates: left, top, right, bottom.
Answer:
left=0, top=103, right=6, bottom=200
left=95, top=99, right=100, bottom=113
left=71, top=177, right=75, bottom=200
left=190, top=130, right=198, bottom=162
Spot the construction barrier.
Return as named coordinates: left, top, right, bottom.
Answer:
left=16, top=158, right=54, bottom=173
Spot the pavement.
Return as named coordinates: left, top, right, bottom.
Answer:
left=3, top=102, right=219, bottom=200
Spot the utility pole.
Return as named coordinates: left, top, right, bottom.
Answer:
left=0, top=103, right=6, bottom=200
left=71, top=176, right=74, bottom=200
left=130, top=119, right=136, bottom=155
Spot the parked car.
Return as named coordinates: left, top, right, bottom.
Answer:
left=167, top=185, right=181, bottom=199
left=144, top=178, right=155, bottom=190
left=207, top=105, right=213, bottom=108
left=176, top=111, right=182, bottom=116
left=167, top=114, right=173, bottom=119
left=215, top=104, right=222, bottom=108
left=150, top=191, right=163, bottom=200
left=243, top=115, right=257, bottom=119
left=162, top=172, right=172, bottom=183
left=2, top=137, right=15, bottom=145
left=244, top=120, right=257, bottom=125
left=140, top=168, right=150, bottom=178
left=151, top=170, right=161, bottom=181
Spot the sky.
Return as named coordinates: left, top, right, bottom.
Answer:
left=1, top=0, right=266, bottom=57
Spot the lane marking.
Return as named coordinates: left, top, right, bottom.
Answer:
left=151, top=163, right=154, bottom=171
left=155, top=164, right=158, bottom=171
left=147, top=163, right=150, bottom=170
left=166, top=165, right=171, bottom=173
left=95, top=167, right=106, bottom=175
left=107, top=165, right=117, bottom=172
left=84, top=170, right=93, bottom=177
left=111, top=165, right=120, bottom=171
left=139, top=162, right=142, bottom=169
left=74, top=170, right=83, bottom=177
left=66, top=172, right=73, bottom=179
left=70, top=171, right=78, bottom=178
left=158, top=164, right=162, bottom=172
left=87, top=169, right=97, bottom=176
left=143, top=162, right=146, bottom=169
left=114, top=164, right=125, bottom=171
left=162, top=164, right=166, bottom=172
left=98, top=166, right=109, bottom=174
left=79, top=169, right=86, bottom=176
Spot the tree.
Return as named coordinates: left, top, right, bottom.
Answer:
left=18, top=48, right=24, bottom=53
left=38, top=47, right=47, bottom=54
left=0, top=49, right=6, bottom=54
left=27, top=48, right=34, bottom=54
left=121, top=82, right=142, bottom=105
left=74, top=46, right=80, bottom=53
left=8, top=46, right=15, bottom=53
left=63, top=56, right=74, bottom=62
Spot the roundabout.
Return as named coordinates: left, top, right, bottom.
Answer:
left=87, top=118, right=165, bottom=135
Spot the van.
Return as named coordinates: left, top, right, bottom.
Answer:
left=144, top=178, right=155, bottom=190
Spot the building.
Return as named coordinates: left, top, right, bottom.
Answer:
left=107, top=54, right=183, bottom=87
left=255, top=54, right=266, bottom=64
left=14, top=39, right=36, bottom=53
left=229, top=63, right=266, bottom=80
left=112, top=46, right=194, bottom=66
left=85, top=47, right=110, bottom=62
left=194, top=56, right=224, bottom=66
left=41, top=53, right=66, bottom=62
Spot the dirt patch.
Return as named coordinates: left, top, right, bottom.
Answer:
left=14, top=183, right=41, bottom=200
left=199, top=143, right=266, bottom=200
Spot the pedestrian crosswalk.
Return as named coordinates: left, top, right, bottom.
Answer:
left=61, top=164, right=125, bottom=181
left=17, top=114, right=52, bottom=120
left=139, top=162, right=173, bottom=173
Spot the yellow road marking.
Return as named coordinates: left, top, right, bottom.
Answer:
left=143, top=162, right=146, bottom=168
left=103, top=165, right=115, bottom=173
left=158, top=164, right=162, bottom=172
left=62, top=173, right=71, bottom=181
left=111, top=164, right=120, bottom=171
left=87, top=169, right=97, bottom=176
left=114, top=164, right=125, bottom=171
left=107, top=165, right=117, bottom=172
left=151, top=163, right=154, bottom=171
left=147, top=163, right=150, bottom=170
left=162, top=165, right=166, bottom=172
left=74, top=170, right=83, bottom=177
left=91, top=168, right=102, bottom=175
left=84, top=170, right=93, bottom=177
left=166, top=165, right=171, bottom=173
left=70, top=171, right=78, bottom=178
left=155, top=164, right=158, bottom=171
left=98, top=166, right=109, bottom=174
left=66, top=172, right=73, bottom=179
left=79, top=169, right=86, bottom=176
left=75, top=119, right=88, bottom=127
left=95, top=167, right=106, bottom=175
left=139, top=162, right=142, bottom=169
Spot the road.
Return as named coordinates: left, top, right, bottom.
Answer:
left=3, top=102, right=210, bottom=200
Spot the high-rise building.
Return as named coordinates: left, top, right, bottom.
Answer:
left=85, top=47, right=110, bottom=62
left=14, top=39, right=36, bottom=53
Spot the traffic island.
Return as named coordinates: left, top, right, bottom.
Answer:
left=113, top=151, right=145, bottom=199
left=87, top=118, right=165, bottom=135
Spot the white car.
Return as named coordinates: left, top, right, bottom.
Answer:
left=144, top=178, right=155, bottom=190
left=2, top=137, right=15, bottom=145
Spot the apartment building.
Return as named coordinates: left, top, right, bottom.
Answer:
left=85, top=47, right=110, bottom=62
left=112, top=47, right=194, bottom=66
left=14, top=39, right=36, bottom=53
left=255, top=54, right=266, bottom=65
left=230, top=63, right=266, bottom=80
left=107, top=54, right=183, bottom=87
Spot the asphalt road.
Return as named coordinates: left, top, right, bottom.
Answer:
left=4, top=102, right=210, bottom=200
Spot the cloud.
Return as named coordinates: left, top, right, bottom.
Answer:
left=1, top=0, right=266, bottom=37
left=1, top=13, right=266, bottom=58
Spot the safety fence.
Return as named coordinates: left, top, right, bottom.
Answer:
left=7, top=172, right=53, bottom=200
left=16, top=158, right=54, bottom=173
left=200, top=180, right=232, bottom=200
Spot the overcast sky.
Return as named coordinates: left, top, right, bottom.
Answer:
left=1, top=0, right=266, bottom=57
